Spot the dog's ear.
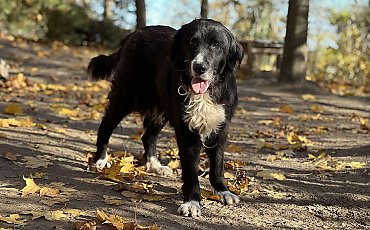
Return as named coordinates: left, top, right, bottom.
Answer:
left=227, top=34, right=244, bottom=69
left=171, top=28, right=184, bottom=69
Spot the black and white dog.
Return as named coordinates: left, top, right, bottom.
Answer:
left=88, top=19, right=244, bottom=217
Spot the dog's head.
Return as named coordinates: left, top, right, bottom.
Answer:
left=172, top=19, right=244, bottom=94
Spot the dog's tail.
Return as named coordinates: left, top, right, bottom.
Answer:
left=87, top=34, right=132, bottom=81
left=87, top=48, right=122, bottom=81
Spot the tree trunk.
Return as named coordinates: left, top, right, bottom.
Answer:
left=135, top=0, right=146, bottom=29
left=200, top=0, right=208, bottom=18
left=103, top=0, right=113, bottom=21
left=278, top=0, right=309, bottom=83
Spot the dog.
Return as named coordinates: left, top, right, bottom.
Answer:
left=87, top=19, right=244, bottom=218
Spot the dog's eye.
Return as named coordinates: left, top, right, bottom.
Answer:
left=190, top=37, right=199, bottom=47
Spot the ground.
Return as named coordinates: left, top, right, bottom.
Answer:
left=0, top=36, right=369, bottom=230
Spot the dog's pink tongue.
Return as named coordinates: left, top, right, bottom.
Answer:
left=191, top=78, right=210, bottom=94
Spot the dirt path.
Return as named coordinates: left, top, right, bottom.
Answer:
left=0, top=37, right=369, bottom=230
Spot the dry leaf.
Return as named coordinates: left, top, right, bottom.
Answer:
left=224, top=172, right=236, bottom=180
left=40, top=187, right=60, bottom=197
left=74, top=221, right=97, bottom=230
left=224, top=160, right=246, bottom=169
left=97, top=209, right=126, bottom=230
left=225, top=144, right=242, bottom=153
left=0, top=214, right=27, bottom=225
left=2, top=151, right=17, bottom=161
left=3, top=103, right=24, bottom=115
left=310, top=105, right=325, bottom=113
left=167, top=160, right=180, bottom=169
left=103, top=195, right=125, bottom=206
left=256, top=171, right=286, bottom=181
left=21, top=176, right=41, bottom=196
left=200, top=188, right=221, bottom=201
left=0, top=132, right=7, bottom=138
left=301, top=94, right=316, bottom=101
left=0, top=117, right=34, bottom=127
left=279, top=105, right=294, bottom=113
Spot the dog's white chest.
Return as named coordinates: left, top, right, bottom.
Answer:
left=183, top=92, right=225, bottom=141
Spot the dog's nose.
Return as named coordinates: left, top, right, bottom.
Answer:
left=193, top=63, right=208, bottom=75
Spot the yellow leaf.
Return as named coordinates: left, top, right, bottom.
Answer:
left=310, top=105, right=325, bottom=113
left=301, top=94, right=316, bottom=101
left=21, top=176, right=41, bottom=196
left=225, top=144, right=242, bottom=153
left=0, top=132, right=6, bottom=138
left=97, top=209, right=126, bottom=230
left=0, top=214, right=27, bottom=225
left=103, top=195, right=125, bottom=206
left=287, top=132, right=299, bottom=144
left=279, top=105, right=294, bottom=113
left=3, top=103, right=24, bottom=115
left=40, top=187, right=60, bottom=197
left=224, top=160, right=246, bottom=169
left=346, top=161, right=366, bottom=169
left=200, top=188, right=221, bottom=201
left=74, top=221, right=97, bottom=230
left=0, top=117, right=34, bottom=127
left=256, top=170, right=286, bottom=181
left=224, top=171, right=236, bottom=180
left=167, top=160, right=180, bottom=169
left=36, top=123, right=47, bottom=130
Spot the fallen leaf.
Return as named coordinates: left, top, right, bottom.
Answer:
left=346, top=161, right=366, bottom=169
left=2, top=151, right=17, bottom=161
left=0, top=132, right=7, bottom=138
left=225, top=144, right=242, bottom=153
left=74, top=221, right=97, bottom=230
left=279, top=105, right=294, bottom=113
left=310, top=105, right=325, bottom=113
left=21, top=176, right=41, bottom=196
left=256, top=171, right=286, bottom=181
left=3, top=103, right=24, bottom=115
left=224, top=160, right=246, bottom=169
left=200, top=188, right=221, bottom=201
left=0, top=117, right=34, bottom=127
left=224, top=172, right=236, bottom=180
left=103, top=195, right=125, bottom=206
left=167, top=160, right=180, bottom=169
left=40, top=187, right=60, bottom=197
left=39, top=196, right=70, bottom=206
left=97, top=209, right=126, bottom=230
left=301, top=94, right=316, bottom=101
left=0, top=214, right=27, bottom=225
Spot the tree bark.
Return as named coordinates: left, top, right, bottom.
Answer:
left=278, top=0, right=309, bottom=83
left=103, top=0, right=113, bottom=21
left=135, top=0, right=146, bottom=29
left=200, top=0, right=208, bottom=18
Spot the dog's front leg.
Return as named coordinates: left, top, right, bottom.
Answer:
left=205, top=126, right=240, bottom=205
left=175, top=127, right=202, bottom=218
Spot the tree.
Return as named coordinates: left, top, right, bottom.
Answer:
left=201, top=0, right=208, bottom=18
left=135, top=0, right=146, bottom=29
left=103, top=0, right=113, bottom=21
left=278, top=0, right=309, bottom=83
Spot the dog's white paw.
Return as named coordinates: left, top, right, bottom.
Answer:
left=146, top=156, right=173, bottom=177
left=177, top=201, right=201, bottom=218
left=216, top=191, right=240, bottom=205
left=95, top=158, right=112, bottom=169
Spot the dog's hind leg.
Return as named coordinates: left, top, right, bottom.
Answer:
left=141, top=112, right=173, bottom=176
left=94, top=97, right=131, bottom=169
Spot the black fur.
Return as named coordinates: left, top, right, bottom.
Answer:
left=88, top=19, right=244, bottom=215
